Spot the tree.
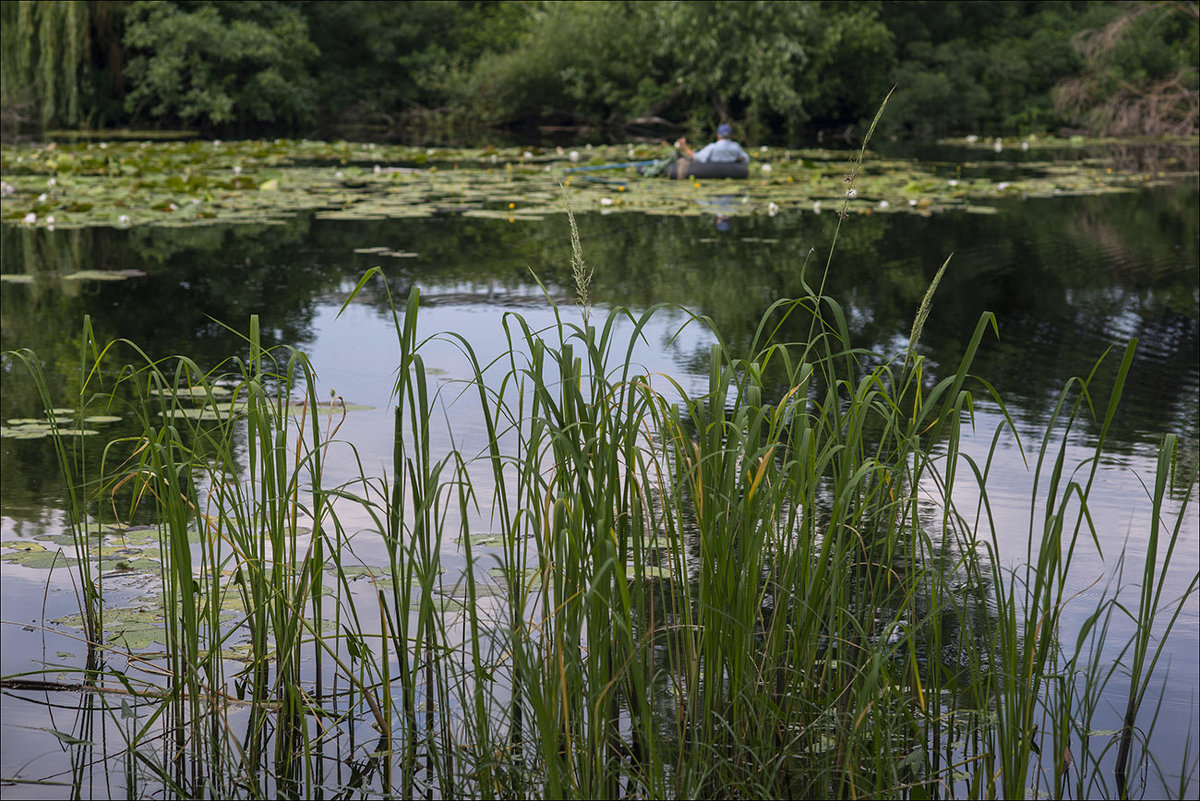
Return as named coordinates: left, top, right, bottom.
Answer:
left=122, top=0, right=319, bottom=132
left=1, top=0, right=92, bottom=132
left=295, top=0, right=531, bottom=135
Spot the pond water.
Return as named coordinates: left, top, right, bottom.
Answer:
left=1, top=149, right=1197, bottom=797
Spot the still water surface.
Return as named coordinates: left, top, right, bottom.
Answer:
left=2, top=169, right=1197, bottom=796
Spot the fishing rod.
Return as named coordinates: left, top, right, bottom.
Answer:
left=561, top=160, right=661, bottom=174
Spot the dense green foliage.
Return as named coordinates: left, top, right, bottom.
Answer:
left=1, top=1, right=1197, bottom=143
left=122, top=0, right=318, bottom=129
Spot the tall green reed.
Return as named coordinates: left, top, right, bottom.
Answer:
left=6, top=252, right=1196, bottom=798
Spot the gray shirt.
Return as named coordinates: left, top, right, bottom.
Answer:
left=694, top=138, right=750, bottom=163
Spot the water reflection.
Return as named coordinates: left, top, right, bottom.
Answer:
left=2, top=178, right=1197, bottom=796
left=3, top=184, right=1196, bottom=501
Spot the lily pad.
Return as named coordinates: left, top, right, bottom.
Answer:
left=1, top=427, right=50, bottom=439
left=54, top=607, right=166, bottom=651
left=455, top=531, right=515, bottom=548
left=488, top=566, right=546, bottom=591
left=624, top=563, right=677, bottom=580
left=3, top=136, right=1191, bottom=231
left=60, top=270, right=133, bottom=281
left=0, top=542, right=79, bottom=568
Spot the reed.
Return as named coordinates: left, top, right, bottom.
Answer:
left=3, top=207, right=1196, bottom=801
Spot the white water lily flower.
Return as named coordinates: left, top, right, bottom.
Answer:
left=760, top=145, right=769, bottom=152
left=374, top=164, right=382, bottom=174
left=426, top=148, right=435, bottom=156
left=599, top=197, right=614, bottom=206
left=569, top=151, right=580, bottom=162
left=1021, top=141, right=1030, bottom=151
left=23, top=212, right=36, bottom=223
left=523, top=151, right=533, bottom=160
left=909, top=198, right=918, bottom=206
left=335, top=170, right=344, bottom=179
left=46, top=215, right=55, bottom=224
left=232, top=165, right=242, bottom=175
left=1, top=182, right=12, bottom=196
left=767, top=202, right=779, bottom=216
left=47, top=177, right=56, bottom=187
left=997, top=182, right=1010, bottom=190
left=993, top=139, right=1003, bottom=152
left=812, top=201, right=822, bottom=214
left=948, top=179, right=959, bottom=187
left=118, top=215, right=131, bottom=225
left=37, top=193, right=48, bottom=202
left=99, top=142, right=107, bottom=149
left=761, top=163, right=772, bottom=173
left=878, top=200, right=889, bottom=209
left=965, top=135, right=979, bottom=143
left=212, top=140, right=222, bottom=147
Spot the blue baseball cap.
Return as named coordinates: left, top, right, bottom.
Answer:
left=717, top=123, right=733, bottom=137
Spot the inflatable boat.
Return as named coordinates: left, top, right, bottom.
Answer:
left=661, top=159, right=749, bottom=179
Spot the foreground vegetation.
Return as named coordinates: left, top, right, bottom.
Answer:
left=2, top=184, right=1196, bottom=798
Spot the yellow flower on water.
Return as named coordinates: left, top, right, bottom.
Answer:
left=617, top=186, right=625, bottom=192
left=508, top=202, right=515, bottom=209
left=693, top=182, right=701, bottom=188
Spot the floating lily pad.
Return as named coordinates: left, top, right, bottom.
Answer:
left=286, top=400, right=375, bottom=415
left=641, top=536, right=675, bottom=550
left=0, top=542, right=78, bottom=568
left=158, top=401, right=247, bottom=421
left=1, top=427, right=50, bottom=439
left=3, top=136, right=1191, bottom=231
left=61, top=270, right=132, bottom=281
left=82, top=415, right=122, bottom=424
left=54, top=607, right=165, bottom=651
left=456, top=531, right=514, bottom=548
left=443, top=579, right=510, bottom=599
left=1, top=540, right=49, bottom=552
left=488, top=566, right=546, bottom=591
left=150, top=385, right=231, bottom=398
left=624, top=563, right=676, bottom=580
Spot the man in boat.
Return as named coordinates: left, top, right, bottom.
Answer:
left=663, top=123, right=751, bottom=179
left=675, top=123, right=750, bottom=165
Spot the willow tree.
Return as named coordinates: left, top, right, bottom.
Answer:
left=1, top=0, right=92, bottom=132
